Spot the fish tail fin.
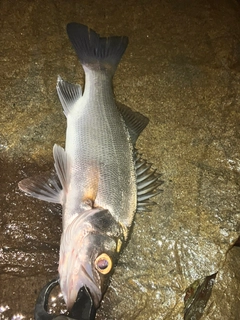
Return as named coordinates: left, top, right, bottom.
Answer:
left=67, top=23, right=128, bottom=74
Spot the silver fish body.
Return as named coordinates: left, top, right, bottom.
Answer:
left=19, top=23, right=162, bottom=313
left=59, top=70, right=136, bottom=232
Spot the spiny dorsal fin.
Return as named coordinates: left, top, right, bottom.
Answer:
left=117, top=102, right=149, bottom=145
left=18, top=171, right=63, bottom=204
left=67, top=23, right=128, bottom=74
left=135, top=150, right=163, bottom=212
left=56, top=76, right=82, bottom=116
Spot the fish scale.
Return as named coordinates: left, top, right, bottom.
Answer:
left=62, top=71, right=136, bottom=231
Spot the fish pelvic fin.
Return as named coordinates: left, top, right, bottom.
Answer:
left=56, top=76, right=82, bottom=116
left=117, top=102, right=149, bottom=145
left=135, top=150, right=163, bottom=212
left=18, top=171, right=63, bottom=204
left=53, top=144, right=69, bottom=194
left=67, top=23, right=128, bottom=74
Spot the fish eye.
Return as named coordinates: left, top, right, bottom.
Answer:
left=95, top=253, right=112, bottom=274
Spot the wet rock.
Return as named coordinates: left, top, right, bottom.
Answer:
left=202, top=246, right=240, bottom=319
left=0, top=0, right=240, bottom=319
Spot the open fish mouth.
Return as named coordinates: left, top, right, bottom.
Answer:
left=62, top=260, right=102, bottom=311
left=34, top=278, right=96, bottom=320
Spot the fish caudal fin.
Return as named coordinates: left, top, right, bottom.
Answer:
left=67, top=23, right=128, bottom=74
left=135, top=151, right=163, bottom=212
left=57, top=76, right=82, bottom=116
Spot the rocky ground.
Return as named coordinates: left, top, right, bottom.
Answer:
left=0, top=0, right=240, bottom=319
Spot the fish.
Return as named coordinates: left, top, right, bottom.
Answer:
left=19, top=23, right=162, bottom=315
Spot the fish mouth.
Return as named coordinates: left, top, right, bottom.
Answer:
left=34, top=278, right=96, bottom=320
left=68, top=283, right=97, bottom=320
left=63, top=260, right=102, bottom=311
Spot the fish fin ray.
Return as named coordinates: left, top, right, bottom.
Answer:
left=18, top=172, right=63, bottom=204
left=56, top=76, right=82, bottom=116
left=117, top=102, right=149, bottom=145
left=67, top=23, right=128, bottom=73
left=53, top=144, right=69, bottom=192
left=135, top=150, right=163, bottom=212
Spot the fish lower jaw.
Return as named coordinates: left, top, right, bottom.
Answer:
left=63, top=281, right=102, bottom=311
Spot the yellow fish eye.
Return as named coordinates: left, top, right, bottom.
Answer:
left=95, top=253, right=112, bottom=274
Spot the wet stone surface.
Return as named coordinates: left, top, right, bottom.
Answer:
left=1, top=0, right=240, bottom=319
left=203, top=246, right=240, bottom=319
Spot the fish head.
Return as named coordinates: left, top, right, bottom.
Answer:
left=58, top=208, right=124, bottom=310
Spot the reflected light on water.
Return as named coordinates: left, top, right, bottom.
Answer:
left=0, top=284, right=66, bottom=319
left=48, top=292, right=67, bottom=315
left=12, top=315, right=25, bottom=320
left=0, top=305, right=10, bottom=313
left=0, top=306, right=26, bottom=320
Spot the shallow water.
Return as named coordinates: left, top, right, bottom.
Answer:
left=0, top=157, right=62, bottom=319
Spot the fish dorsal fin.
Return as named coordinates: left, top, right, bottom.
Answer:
left=117, top=102, right=149, bottom=145
left=56, top=76, right=82, bottom=116
left=135, top=150, right=163, bottom=212
left=67, top=23, right=128, bottom=74
left=53, top=144, right=69, bottom=193
left=18, top=171, right=63, bottom=204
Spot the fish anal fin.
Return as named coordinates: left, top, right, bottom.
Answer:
left=117, top=102, right=149, bottom=145
left=18, top=172, right=63, bottom=204
left=56, top=76, right=82, bottom=116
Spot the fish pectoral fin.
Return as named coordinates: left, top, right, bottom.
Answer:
left=117, top=102, right=149, bottom=145
left=18, top=172, right=63, bottom=204
left=56, top=76, right=82, bottom=116
left=53, top=144, right=69, bottom=194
